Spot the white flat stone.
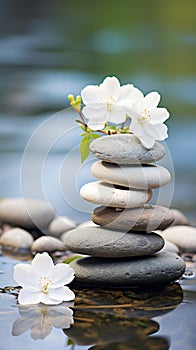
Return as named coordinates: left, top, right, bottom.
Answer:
left=0, top=228, right=33, bottom=249
left=91, top=161, right=171, bottom=189
left=80, top=181, right=152, bottom=208
left=160, top=225, right=196, bottom=252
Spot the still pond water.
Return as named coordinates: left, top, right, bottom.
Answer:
left=0, top=1, right=196, bottom=349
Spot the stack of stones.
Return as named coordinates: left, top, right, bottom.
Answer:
left=65, top=134, right=185, bottom=287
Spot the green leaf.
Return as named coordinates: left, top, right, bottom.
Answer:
left=63, top=255, right=82, bottom=264
left=90, top=133, right=100, bottom=139
left=80, top=134, right=91, bottom=163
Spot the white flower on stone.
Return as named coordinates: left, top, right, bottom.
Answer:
left=127, top=88, right=170, bottom=148
left=14, top=252, right=75, bottom=305
left=81, top=76, right=134, bottom=130
left=12, top=303, right=74, bottom=340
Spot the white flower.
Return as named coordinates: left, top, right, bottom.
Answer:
left=81, top=76, right=134, bottom=130
left=128, top=88, right=170, bottom=148
left=12, top=303, right=74, bottom=340
left=14, top=252, right=75, bottom=305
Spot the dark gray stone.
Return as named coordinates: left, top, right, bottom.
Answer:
left=0, top=198, right=55, bottom=230
left=64, top=227, right=164, bottom=257
left=70, top=251, right=185, bottom=286
left=91, top=205, right=174, bottom=232
left=90, top=134, right=165, bottom=164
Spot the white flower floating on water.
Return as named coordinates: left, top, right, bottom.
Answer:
left=14, top=252, right=75, bottom=305
left=81, top=76, right=134, bottom=130
left=68, top=75, right=170, bottom=161
left=12, top=303, right=74, bottom=340
left=128, top=88, right=170, bottom=148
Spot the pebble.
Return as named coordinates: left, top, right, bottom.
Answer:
left=70, top=251, right=185, bottom=286
left=80, top=182, right=152, bottom=208
left=91, top=161, right=171, bottom=189
left=77, top=221, right=99, bottom=228
left=169, top=209, right=190, bottom=226
left=63, top=227, right=164, bottom=258
left=0, top=198, right=55, bottom=230
left=160, top=225, right=196, bottom=252
left=0, top=228, right=33, bottom=250
left=159, top=240, right=179, bottom=254
left=91, top=205, right=174, bottom=232
left=49, top=216, right=76, bottom=238
left=90, top=134, right=165, bottom=164
left=31, top=236, right=67, bottom=253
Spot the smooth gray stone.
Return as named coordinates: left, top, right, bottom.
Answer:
left=49, top=216, right=76, bottom=238
left=63, top=227, right=164, bottom=257
left=0, top=228, right=33, bottom=250
left=90, top=134, right=165, bottom=164
left=0, top=198, right=55, bottom=230
left=31, top=236, right=67, bottom=253
left=91, top=161, right=171, bottom=189
left=169, top=209, right=190, bottom=227
left=70, top=251, right=185, bottom=286
left=91, top=205, right=174, bottom=232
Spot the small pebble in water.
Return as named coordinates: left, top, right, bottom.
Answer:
left=182, top=269, right=195, bottom=279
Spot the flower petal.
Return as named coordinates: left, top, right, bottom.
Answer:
left=143, top=92, right=160, bottom=110
left=129, top=119, right=144, bottom=136
left=100, top=76, right=121, bottom=97
left=150, top=108, right=170, bottom=123
left=88, top=118, right=107, bottom=130
left=136, top=132, right=155, bottom=149
left=49, top=286, right=75, bottom=302
left=12, top=311, right=35, bottom=336
left=31, top=322, right=52, bottom=340
left=81, top=85, right=101, bottom=104
left=130, top=87, right=144, bottom=110
left=107, top=109, right=127, bottom=124
left=116, top=83, right=134, bottom=102
left=50, top=307, right=74, bottom=329
left=14, top=264, right=35, bottom=288
left=18, top=289, right=41, bottom=305
left=39, top=293, right=61, bottom=305
left=144, top=123, right=168, bottom=141
left=48, top=263, right=75, bottom=288
left=31, top=253, right=54, bottom=279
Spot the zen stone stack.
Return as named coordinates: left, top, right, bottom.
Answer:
left=65, top=134, right=185, bottom=287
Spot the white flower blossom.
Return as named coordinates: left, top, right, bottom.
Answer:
left=14, top=252, right=75, bottom=305
left=12, top=303, right=74, bottom=340
left=127, top=88, right=170, bottom=148
left=81, top=76, right=134, bottom=130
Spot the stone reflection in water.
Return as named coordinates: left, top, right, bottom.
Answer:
left=64, top=283, right=183, bottom=349
left=12, top=303, right=74, bottom=340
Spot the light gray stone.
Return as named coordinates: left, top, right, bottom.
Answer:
left=0, top=228, right=33, bottom=249
left=0, top=198, right=55, bottom=230
left=91, top=161, right=171, bottom=189
left=49, top=216, right=76, bottom=238
left=169, top=209, right=190, bottom=226
left=31, top=236, right=67, bottom=253
left=91, top=205, right=174, bottom=232
left=90, top=134, right=165, bottom=164
left=159, top=240, right=179, bottom=254
left=63, top=227, right=164, bottom=257
left=70, top=251, right=185, bottom=286
left=80, top=181, right=152, bottom=208
left=160, top=225, right=196, bottom=252
left=77, top=221, right=99, bottom=228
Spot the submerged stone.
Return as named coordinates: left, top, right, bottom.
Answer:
left=90, top=134, right=165, bottom=164
left=63, top=227, right=164, bottom=258
left=70, top=251, right=185, bottom=286
left=0, top=228, right=33, bottom=250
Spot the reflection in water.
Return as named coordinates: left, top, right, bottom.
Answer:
left=63, top=283, right=183, bottom=349
left=12, top=303, right=74, bottom=340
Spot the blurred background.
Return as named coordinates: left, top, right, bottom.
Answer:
left=0, top=0, right=196, bottom=222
